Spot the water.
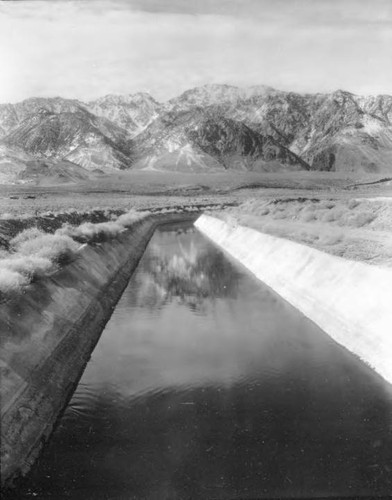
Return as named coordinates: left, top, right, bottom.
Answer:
left=22, top=221, right=392, bottom=499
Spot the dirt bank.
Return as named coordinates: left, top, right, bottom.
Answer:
left=0, top=213, right=194, bottom=490
left=195, top=214, right=392, bottom=387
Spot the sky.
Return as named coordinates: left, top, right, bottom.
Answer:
left=0, top=0, right=391, bottom=103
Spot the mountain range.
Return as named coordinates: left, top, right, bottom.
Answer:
left=1, top=84, right=392, bottom=183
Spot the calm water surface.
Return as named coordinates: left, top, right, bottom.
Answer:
left=23, top=221, right=392, bottom=499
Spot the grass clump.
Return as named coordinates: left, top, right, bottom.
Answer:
left=0, top=208, right=152, bottom=297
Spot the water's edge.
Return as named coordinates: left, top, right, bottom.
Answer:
left=0, top=213, right=195, bottom=490
left=195, top=214, right=392, bottom=386
left=18, top=219, right=392, bottom=499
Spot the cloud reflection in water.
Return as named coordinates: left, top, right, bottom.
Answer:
left=129, top=225, right=242, bottom=313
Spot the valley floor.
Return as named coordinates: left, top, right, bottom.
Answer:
left=220, top=195, right=392, bottom=267
left=1, top=171, right=392, bottom=266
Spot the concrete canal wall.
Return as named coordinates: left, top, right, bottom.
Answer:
left=0, top=214, right=193, bottom=489
left=195, top=214, right=392, bottom=386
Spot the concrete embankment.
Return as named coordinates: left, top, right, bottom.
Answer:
left=0, top=213, right=193, bottom=489
left=195, top=214, right=392, bottom=386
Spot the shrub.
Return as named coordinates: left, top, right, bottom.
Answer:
left=318, top=232, right=344, bottom=245
left=322, top=211, right=337, bottom=223
left=348, top=199, right=361, bottom=210
left=10, top=227, right=44, bottom=250
left=301, top=211, right=316, bottom=222
left=348, top=211, right=376, bottom=228
left=0, top=208, right=152, bottom=297
left=0, top=213, right=14, bottom=220
left=58, top=221, right=124, bottom=243
left=319, top=200, right=335, bottom=210
left=116, top=209, right=149, bottom=227
left=299, top=230, right=319, bottom=243
left=57, top=209, right=150, bottom=243
left=273, top=211, right=288, bottom=220
left=11, top=230, right=79, bottom=264
left=325, top=207, right=346, bottom=224
left=19, top=213, right=34, bottom=220
left=0, top=255, right=54, bottom=279
left=0, top=268, right=29, bottom=294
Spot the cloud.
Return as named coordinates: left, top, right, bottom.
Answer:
left=0, top=0, right=391, bottom=102
left=100, top=0, right=392, bottom=27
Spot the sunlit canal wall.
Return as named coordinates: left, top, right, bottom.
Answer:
left=195, top=214, right=392, bottom=386
left=0, top=213, right=194, bottom=490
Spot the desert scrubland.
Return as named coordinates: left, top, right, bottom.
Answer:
left=1, top=170, right=391, bottom=300
left=220, top=194, right=392, bottom=266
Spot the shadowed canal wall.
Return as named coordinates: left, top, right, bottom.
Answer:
left=195, top=214, right=392, bottom=386
left=0, top=213, right=194, bottom=490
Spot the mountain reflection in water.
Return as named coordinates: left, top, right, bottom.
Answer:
left=129, top=225, right=241, bottom=314
left=20, top=221, right=392, bottom=500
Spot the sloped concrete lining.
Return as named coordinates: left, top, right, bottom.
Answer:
left=195, top=214, right=392, bottom=386
left=0, top=213, right=194, bottom=490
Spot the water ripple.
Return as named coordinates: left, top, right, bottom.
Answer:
left=21, top=220, right=392, bottom=499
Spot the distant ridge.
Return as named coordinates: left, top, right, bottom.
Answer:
left=1, top=84, right=392, bottom=183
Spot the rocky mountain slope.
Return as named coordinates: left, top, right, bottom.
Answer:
left=2, top=107, right=131, bottom=173
left=0, top=143, right=93, bottom=185
left=165, top=85, right=392, bottom=174
left=129, top=108, right=309, bottom=172
left=87, top=93, right=162, bottom=138
left=1, top=84, right=391, bottom=182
